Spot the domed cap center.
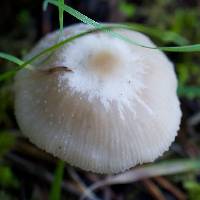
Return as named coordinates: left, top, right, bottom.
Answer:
left=88, top=50, right=120, bottom=76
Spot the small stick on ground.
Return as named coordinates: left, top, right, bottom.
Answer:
left=154, top=176, right=187, bottom=200
left=143, top=179, right=166, bottom=200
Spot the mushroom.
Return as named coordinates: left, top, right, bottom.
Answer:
left=14, top=23, right=182, bottom=174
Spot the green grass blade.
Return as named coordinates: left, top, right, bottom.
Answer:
left=49, top=160, right=65, bottom=200
left=43, top=0, right=102, bottom=30
left=43, top=0, right=188, bottom=46
left=44, top=0, right=200, bottom=52
left=1, top=28, right=200, bottom=92
left=58, top=0, right=64, bottom=36
left=0, top=52, right=24, bottom=65
left=20, top=30, right=92, bottom=68
left=20, top=26, right=127, bottom=69
left=0, top=53, right=24, bottom=82
left=44, top=0, right=102, bottom=28
left=20, top=25, right=133, bottom=68
left=117, top=23, right=189, bottom=45
left=0, top=70, right=18, bottom=82
left=43, top=0, right=64, bottom=37
left=159, top=44, right=200, bottom=52
left=20, top=23, right=200, bottom=69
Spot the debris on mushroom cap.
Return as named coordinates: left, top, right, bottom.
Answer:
left=14, top=23, right=182, bottom=174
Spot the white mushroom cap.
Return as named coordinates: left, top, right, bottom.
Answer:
left=15, top=23, right=182, bottom=174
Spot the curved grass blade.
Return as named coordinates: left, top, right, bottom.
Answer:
left=1, top=30, right=200, bottom=88
left=159, top=44, right=200, bottom=52
left=0, top=52, right=24, bottom=66
left=19, top=25, right=127, bottom=68
left=20, top=24, right=147, bottom=69
left=20, top=30, right=93, bottom=68
left=0, top=27, right=117, bottom=82
left=44, top=0, right=102, bottom=28
left=17, top=24, right=200, bottom=69
left=44, top=0, right=188, bottom=46
left=43, top=0, right=188, bottom=46
left=0, top=0, right=195, bottom=82
left=44, top=0, right=200, bottom=52
left=116, top=23, right=189, bottom=45
left=0, top=53, right=24, bottom=82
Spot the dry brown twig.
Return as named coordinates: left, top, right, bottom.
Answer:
left=154, top=176, right=187, bottom=200
left=143, top=179, right=166, bottom=200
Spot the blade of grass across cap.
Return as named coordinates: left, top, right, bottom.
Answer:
left=114, top=23, right=189, bottom=45
left=81, top=159, right=200, bottom=200
left=43, top=0, right=188, bottom=46
left=19, top=25, right=130, bottom=69
left=20, top=23, right=200, bottom=70
left=21, top=25, right=131, bottom=69
left=43, top=0, right=200, bottom=52
left=20, top=30, right=95, bottom=68
left=1, top=26, right=199, bottom=73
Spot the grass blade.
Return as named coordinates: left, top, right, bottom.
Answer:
left=20, top=30, right=92, bottom=68
left=1, top=0, right=198, bottom=82
left=44, top=0, right=200, bottom=52
left=0, top=52, right=24, bottom=66
left=0, top=27, right=115, bottom=81
left=12, top=24, right=200, bottom=70
left=49, top=160, right=65, bottom=200
left=117, top=23, right=189, bottom=45
left=160, top=44, right=200, bottom=52
left=58, top=0, right=64, bottom=36
left=0, top=53, right=24, bottom=82
left=0, top=70, right=18, bottom=82
left=1, top=25, right=200, bottom=82
left=44, top=0, right=188, bottom=46
left=45, top=0, right=102, bottom=28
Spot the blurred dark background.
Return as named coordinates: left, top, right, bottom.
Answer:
left=0, top=0, right=200, bottom=200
